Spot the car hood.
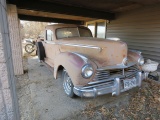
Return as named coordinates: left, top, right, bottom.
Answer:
left=58, top=37, right=125, bottom=47
left=58, top=37, right=128, bottom=67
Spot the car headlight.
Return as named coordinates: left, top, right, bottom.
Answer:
left=122, top=57, right=128, bottom=66
left=138, top=57, right=144, bottom=65
left=81, top=64, right=93, bottom=78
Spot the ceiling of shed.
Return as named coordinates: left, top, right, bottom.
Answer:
left=17, top=9, right=96, bottom=22
left=8, top=0, right=160, bottom=23
left=42, top=0, right=160, bottom=12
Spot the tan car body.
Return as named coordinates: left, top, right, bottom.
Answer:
left=40, top=24, right=143, bottom=97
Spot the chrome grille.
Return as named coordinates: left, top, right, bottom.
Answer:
left=93, top=70, right=110, bottom=81
left=93, top=65, right=138, bottom=81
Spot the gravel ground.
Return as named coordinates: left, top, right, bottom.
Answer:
left=16, top=57, right=37, bottom=120
left=16, top=56, right=160, bottom=120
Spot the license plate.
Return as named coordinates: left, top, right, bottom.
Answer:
left=123, top=77, right=137, bottom=90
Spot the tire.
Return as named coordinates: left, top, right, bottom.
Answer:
left=25, top=44, right=35, bottom=54
left=36, top=42, right=46, bottom=61
left=62, top=69, right=76, bottom=98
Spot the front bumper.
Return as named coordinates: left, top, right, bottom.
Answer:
left=73, top=72, right=142, bottom=97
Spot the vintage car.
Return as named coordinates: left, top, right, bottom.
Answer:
left=36, top=24, right=144, bottom=98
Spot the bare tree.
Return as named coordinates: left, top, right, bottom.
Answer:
left=20, top=21, right=48, bottom=40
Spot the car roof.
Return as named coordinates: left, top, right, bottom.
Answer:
left=46, top=24, right=78, bottom=29
left=45, top=24, right=86, bottom=31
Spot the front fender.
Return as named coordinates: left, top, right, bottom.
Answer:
left=128, top=49, right=143, bottom=64
left=54, top=52, right=97, bottom=86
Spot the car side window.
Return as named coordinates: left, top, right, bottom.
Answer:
left=46, top=30, right=53, bottom=41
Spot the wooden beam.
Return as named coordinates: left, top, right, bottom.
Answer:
left=18, top=14, right=84, bottom=25
left=17, top=9, right=96, bottom=21
left=15, top=0, right=115, bottom=20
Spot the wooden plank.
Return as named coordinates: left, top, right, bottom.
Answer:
left=16, top=0, right=115, bottom=20
left=17, top=9, right=96, bottom=22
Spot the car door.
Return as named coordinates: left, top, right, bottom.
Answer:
left=43, top=29, right=57, bottom=67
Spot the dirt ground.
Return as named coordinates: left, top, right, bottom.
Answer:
left=16, top=55, right=160, bottom=120
left=78, top=80, right=160, bottom=120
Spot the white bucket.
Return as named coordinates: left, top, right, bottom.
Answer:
left=142, top=59, right=159, bottom=72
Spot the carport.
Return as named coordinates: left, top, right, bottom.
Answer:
left=0, top=0, right=160, bottom=119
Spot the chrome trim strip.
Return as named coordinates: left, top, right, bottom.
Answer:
left=112, top=78, right=120, bottom=96
left=88, top=76, right=123, bottom=85
left=94, top=75, right=110, bottom=79
left=97, top=62, right=136, bottom=71
left=89, top=71, right=138, bottom=85
left=44, top=41, right=101, bottom=51
left=136, top=72, right=142, bottom=87
left=71, top=52, right=88, bottom=63
left=57, top=42, right=102, bottom=51
left=83, top=81, right=114, bottom=89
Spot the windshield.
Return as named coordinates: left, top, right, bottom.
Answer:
left=56, top=27, right=92, bottom=39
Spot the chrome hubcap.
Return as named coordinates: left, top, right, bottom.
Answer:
left=26, top=45, right=34, bottom=52
left=63, top=71, right=72, bottom=95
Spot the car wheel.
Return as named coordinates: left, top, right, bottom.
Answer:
left=25, top=44, right=35, bottom=54
left=62, top=69, right=75, bottom=98
left=36, top=42, right=46, bottom=61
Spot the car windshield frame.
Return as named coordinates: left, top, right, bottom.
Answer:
left=55, top=27, right=93, bottom=40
